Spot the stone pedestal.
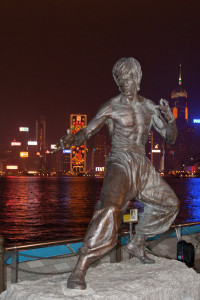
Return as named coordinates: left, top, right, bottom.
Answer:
left=1, top=256, right=200, bottom=299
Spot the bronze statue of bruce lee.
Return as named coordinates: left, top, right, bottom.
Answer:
left=54, top=57, right=179, bottom=289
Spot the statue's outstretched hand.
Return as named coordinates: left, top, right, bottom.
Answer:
left=52, top=130, right=73, bottom=153
left=156, top=99, right=175, bottom=122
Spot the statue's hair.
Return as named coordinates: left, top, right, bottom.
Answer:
left=112, top=57, right=142, bottom=91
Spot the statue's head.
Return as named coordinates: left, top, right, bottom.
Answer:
left=112, top=57, right=142, bottom=92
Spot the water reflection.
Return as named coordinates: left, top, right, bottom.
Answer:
left=0, top=177, right=102, bottom=246
left=164, top=177, right=200, bottom=224
left=1, top=176, right=200, bottom=246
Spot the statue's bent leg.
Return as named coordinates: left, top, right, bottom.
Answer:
left=67, top=162, right=130, bottom=289
left=136, top=169, right=179, bottom=237
left=125, top=156, right=179, bottom=263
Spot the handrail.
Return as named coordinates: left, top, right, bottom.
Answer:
left=172, top=221, right=200, bottom=227
left=2, top=221, right=200, bottom=292
left=5, top=237, right=83, bottom=252
left=4, top=222, right=200, bottom=251
left=1, top=237, right=84, bottom=290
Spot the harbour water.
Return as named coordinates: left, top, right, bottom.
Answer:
left=0, top=176, right=200, bottom=246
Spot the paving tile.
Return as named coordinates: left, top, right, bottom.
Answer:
left=40, top=258, right=56, bottom=266
left=41, top=265, right=58, bottom=274
left=56, top=257, right=71, bottom=264
left=54, top=262, right=70, bottom=271
left=19, top=262, right=31, bottom=270
left=27, top=260, right=45, bottom=268
left=70, top=256, right=78, bottom=261
left=64, top=260, right=76, bottom=268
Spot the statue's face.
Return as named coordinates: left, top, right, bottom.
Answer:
left=118, top=72, right=137, bottom=96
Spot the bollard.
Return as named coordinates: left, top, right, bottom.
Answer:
left=0, top=236, right=5, bottom=293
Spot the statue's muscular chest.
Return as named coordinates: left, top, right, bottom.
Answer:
left=111, top=102, right=151, bottom=128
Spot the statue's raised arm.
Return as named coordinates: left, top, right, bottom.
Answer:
left=52, top=129, right=73, bottom=153
left=52, top=101, right=112, bottom=153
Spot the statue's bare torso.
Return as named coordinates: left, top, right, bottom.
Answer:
left=108, top=95, right=151, bottom=149
left=84, top=94, right=165, bottom=155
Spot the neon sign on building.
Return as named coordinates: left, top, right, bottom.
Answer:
left=193, top=119, right=200, bottom=124
left=28, top=141, right=37, bottom=146
left=6, top=165, right=18, bottom=170
left=11, top=142, right=21, bottom=146
left=70, top=114, right=87, bottom=173
left=19, top=127, right=29, bottom=132
left=20, top=152, right=29, bottom=158
left=51, top=144, right=57, bottom=149
left=63, top=149, right=71, bottom=154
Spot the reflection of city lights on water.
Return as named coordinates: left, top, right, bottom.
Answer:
left=1, top=177, right=200, bottom=246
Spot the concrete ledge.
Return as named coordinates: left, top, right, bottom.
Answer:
left=1, top=256, right=200, bottom=299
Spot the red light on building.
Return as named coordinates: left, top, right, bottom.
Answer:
left=70, top=114, right=87, bottom=173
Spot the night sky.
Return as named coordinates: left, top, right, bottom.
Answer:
left=1, top=1, right=200, bottom=147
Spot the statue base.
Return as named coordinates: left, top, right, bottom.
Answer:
left=1, top=256, right=200, bottom=299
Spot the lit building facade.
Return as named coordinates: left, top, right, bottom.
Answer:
left=36, top=116, right=46, bottom=154
left=171, top=65, right=188, bottom=129
left=70, top=114, right=87, bottom=174
left=36, top=116, right=46, bottom=170
left=166, top=65, right=197, bottom=171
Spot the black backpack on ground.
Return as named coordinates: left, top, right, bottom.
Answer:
left=177, top=240, right=195, bottom=268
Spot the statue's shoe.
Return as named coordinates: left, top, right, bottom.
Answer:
left=125, top=242, right=155, bottom=264
left=67, top=271, right=87, bottom=290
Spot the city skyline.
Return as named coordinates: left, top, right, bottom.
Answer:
left=1, top=1, right=200, bottom=147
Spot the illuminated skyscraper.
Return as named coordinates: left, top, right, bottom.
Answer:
left=171, top=65, right=188, bottom=128
left=35, top=116, right=46, bottom=170
left=166, top=65, right=195, bottom=171
left=70, top=114, right=87, bottom=174
left=36, top=116, right=46, bottom=155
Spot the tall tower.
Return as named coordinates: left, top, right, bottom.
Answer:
left=171, top=65, right=188, bottom=128
left=167, top=65, right=194, bottom=171
left=70, top=114, right=87, bottom=174
left=35, top=116, right=46, bottom=171
left=36, top=116, right=46, bottom=155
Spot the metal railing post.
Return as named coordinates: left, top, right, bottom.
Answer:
left=11, top=246, right=18, bottom=284
left=0, top=236, right=5, bottom=293
left=110, top=229, right=122, bottom=263
left=110, top=247, right=116, bottom=263
left=116, top=229, right=122, bottom=262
